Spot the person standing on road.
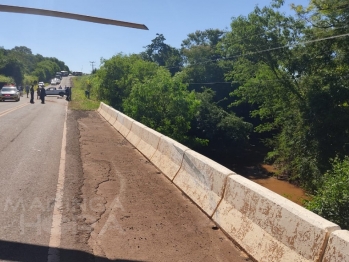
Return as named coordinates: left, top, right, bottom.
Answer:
left=25, top=85, right=30, bottom=98
left=19, top=86, right=23, bottom=97
left=40, top=87, right=46, bottom=104
left=30, top=85, right=34, bottom=104
left=65, top=87, right=70, bottom=101
left=37, top=86, right=41, bottom=100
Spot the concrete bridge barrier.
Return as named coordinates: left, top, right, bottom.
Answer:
left=97, top=103, right=349, bottom=262
left=150, top=136, right=189, bottom=180
left=126, top=121, right=147, bottom=148
left=99, top=103, right=110, bottom=119
left=173, top=150, right=235, bottom=217
left=114, top=112, right=134, bottom=138
left=107, top=108, right=118, bottom=126
left=322, top=230, right=349, bottom=262
left=136, top=127, right=163, bottom=160
left=212, top=175, right=340, bottom=262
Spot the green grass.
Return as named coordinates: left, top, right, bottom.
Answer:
left=69, top=81, right=100, bottom=111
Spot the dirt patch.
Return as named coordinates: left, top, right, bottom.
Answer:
left=70, top=111, right=250, bottom=261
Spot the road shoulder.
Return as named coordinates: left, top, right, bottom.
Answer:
left=63, top=110, right=250, bottom=262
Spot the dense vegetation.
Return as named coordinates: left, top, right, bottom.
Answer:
left=2, top=0, right=348, bottom=228
left=0, top=46, right=69, bottom=86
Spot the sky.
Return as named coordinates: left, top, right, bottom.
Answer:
left=0, top=0, right=309, bottom=73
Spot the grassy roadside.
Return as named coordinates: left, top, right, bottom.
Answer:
left=69, top=77, right=100, bottom=110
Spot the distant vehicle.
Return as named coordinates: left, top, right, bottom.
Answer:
left=51, top=78, right=60, bottom=85
left=38, top=82, right=44, bottom=87
left=0, top=85, right=20, bottom=102
left=61, top=71, right=69, bottom=77
left=72, top=71, right=82, bottom=76
left=45, top=86, right=65, bottom=97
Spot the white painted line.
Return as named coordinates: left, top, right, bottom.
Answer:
left=47, top=106, right=68, bottom=262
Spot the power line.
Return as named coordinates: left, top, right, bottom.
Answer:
left=167, top=32, right=349, bottom=70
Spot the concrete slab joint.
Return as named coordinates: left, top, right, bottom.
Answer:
left=322, top=230, right=349, bottom=262
left=150, top=136, right=189, bottom=181
left=136, top=127, right=163, bottom=160
left=173, top=149, right=235, bottom=217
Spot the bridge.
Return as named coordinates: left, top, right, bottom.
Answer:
left=98, top=102, right=349, bottom=262
left=0, top=83, right=348, bottom=261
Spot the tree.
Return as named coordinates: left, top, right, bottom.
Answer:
left=95, top=54, right=159, bottom=110
left=141, top=34, right=183, bottom=75
left=123, top=68, right=200, bottom=143
left=33, top=60, right=61, bottom=82
left=189, top=88, right=252, bottom=154
left=0, top=56, right=24, bottom=85
left=222, top=0, right=349, bottom=191
left=181, top=29, right=226, bottom=96
left=306, top=156, right=349, bottom=229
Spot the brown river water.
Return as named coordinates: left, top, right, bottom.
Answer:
left=203, top=149, right=309, bottom=207
left=251, top=165, right=309, bottom=206
left=235, top=163, right=309, bottom=206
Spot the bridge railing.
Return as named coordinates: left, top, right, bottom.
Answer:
left=97, top=102, right=349, bottom=262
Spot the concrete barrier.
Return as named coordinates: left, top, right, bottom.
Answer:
left=97, top=102, right=346, bottom=262
left=105, top=106, right=114, bottom=123
left=150, top=136, right=189, bottom=180
left=173, top=150, right=235, bottom=217
left=116, top=113, right=134, bottom=138
left=107, top=108, right=118, bottom=126
left=100, top=103, right=110, bottom=120
left=137, top=127, right=163, bottom=160
left=126, top=121, right=147, bottom=148
left=213, top=175, right=340, bottom=262
left=112, top=111, right=123, bottom=131
left=322, top=230, right=349, bottom=262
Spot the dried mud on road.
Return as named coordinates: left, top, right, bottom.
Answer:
left=60, top=110, right=250, bottom=262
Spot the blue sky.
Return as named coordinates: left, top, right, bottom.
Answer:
left=0, top=0, right=308, bottom=73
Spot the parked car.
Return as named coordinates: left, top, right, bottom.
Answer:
left=0, top=86, right=20, bottom=102
left=38, top=81, right=44, bottom=87
left=45, top=86, right=65, bottom=97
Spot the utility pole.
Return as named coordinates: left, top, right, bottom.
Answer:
left=89, top=61, right=95, bottom=73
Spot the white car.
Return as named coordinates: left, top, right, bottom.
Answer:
left=0, top=86, right=20, bottom=102
left=38, top=82, right=44, bottom=87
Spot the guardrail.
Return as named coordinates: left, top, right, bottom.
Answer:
left=97, top=102, right=349, bottom=262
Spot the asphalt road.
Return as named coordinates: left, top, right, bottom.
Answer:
left=0, top=78, right=70, bottom=261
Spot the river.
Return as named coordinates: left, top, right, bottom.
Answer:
left=202, top=149, right=309, bottom=206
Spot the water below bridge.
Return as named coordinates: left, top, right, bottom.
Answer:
left=201, top=149, right=309, bottom=206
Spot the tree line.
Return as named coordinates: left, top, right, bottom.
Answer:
left=0, top=46, right=69, bottom=86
